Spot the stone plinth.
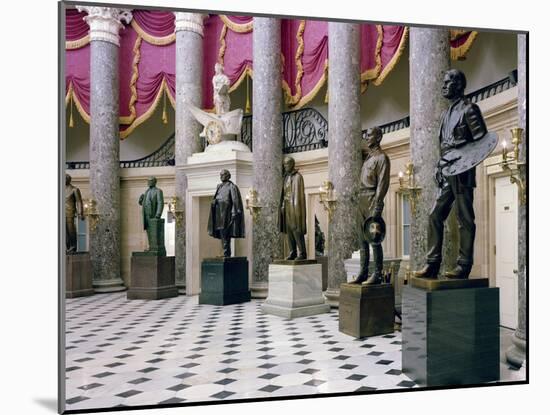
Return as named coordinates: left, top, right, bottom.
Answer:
left=199, top=257, right=251, bottom=305
left=339, top=283, right=394, bottom=338
left=144, top=218, right=166, bottom=256
left=262, top=261, right=330, bottom=318
left=66, top=252, right=94, bottom=298
left=316, top=256, right=328, bottom=291
left=402, top=283, right=500, bottom=387
left=127, top=253, right=177, bottom=300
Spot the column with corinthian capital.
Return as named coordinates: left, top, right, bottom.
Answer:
left=324, top=22, right=362, bottom=307
left=174, top=12, right=206, bottom=294
left=77, top=6, right=132, bottom=292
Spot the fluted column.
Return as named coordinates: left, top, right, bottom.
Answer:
left=324, top=22, right=362, bottom=307
left=506, top=33, right=527, bottom=368
left=77, top=6, right=132, bottom=292
left=409, top=28, right=451, bottom=271
left=251, top=17, right=283, bottom=298
left=174, top=12, right=206, bottom=294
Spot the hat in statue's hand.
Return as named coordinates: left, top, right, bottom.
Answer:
left=363, top=216, right=386, bottom=245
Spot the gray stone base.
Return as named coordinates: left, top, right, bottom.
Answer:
left=66, top=252, right=94, bottom=299
left=402, top=284, right=500, bottom=387
left=339, top=283, right=394, bottom=338
left=93, top=278, right=127, bottom=293
left=324, top=288, right=341, bottom=308
left=316, top=256, right=328, bottom=291
left=127, top=254, right=177, bottom=300
left=262, top=262, right=330, bottom=319
left=250, top=282, right=268, bottom=299
left=505, top=333, right=526, bottom=368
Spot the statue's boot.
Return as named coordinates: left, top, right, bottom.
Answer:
left=296, top=253, right=307, bottom=260
left=364, top=271, right=383, bottom=285
left=413, top=263, right=440, bottom=279
left=286, top=252, right=297, bottom=260
left=444, top=264, right=471, bottom=279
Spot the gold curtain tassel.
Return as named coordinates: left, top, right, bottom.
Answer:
left=245, top=72, right=251, bottom=114
left=162, top=88, right=168, bottom=124
left=69, top=94, right=74, bottom=128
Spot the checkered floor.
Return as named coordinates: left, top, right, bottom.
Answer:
left=65, top=293, right=525, bottom=411
left=65, top=293, right=416, bottom=411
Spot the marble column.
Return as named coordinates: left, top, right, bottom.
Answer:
left=506, top=33, right=527, bottom=368
left=77, top=6, right=132, bottom=292
left=174, top=13, right=205, bottom=295
left=409, top=28, right=451, bottom=271
left=324, top=22, right=362, bottom=307
left=251, top=17, right=283, bottom=298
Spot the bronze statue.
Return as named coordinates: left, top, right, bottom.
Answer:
left=415, top=69, right=489, bottom=280
left=314, top=215, right=325, bottom=256
left=279, top=156, right=307, bottom=260
left=207, top=169, right=245, bottom=257
left=65, top=173, right=84, bottom=253
left=353, top=127, right=390, bottom=285
left=139, top=177, right=165, bottom=254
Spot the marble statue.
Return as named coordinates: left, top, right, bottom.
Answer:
left=139, top=177, right=164, bottom=252
left=414, top=69, right=489, bottom=280
left=213, top=62, right=231, bottom=115
left=353, top=127, right=390, bottom=285
left=207, top=169, right=245, bottom=257
left=279, top=156, right=307, bottom=260
left=65, top=173, right=84, bottom=253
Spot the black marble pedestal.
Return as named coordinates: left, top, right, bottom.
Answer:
left=66, top=252, right=94, bottom=298
left=402, top=279, right=500, bottom=387
left=339, top=283, right=394, bottom=338
left=199, top=257, right=251, bottom=306
left=127, top=253, right=178, bottom=300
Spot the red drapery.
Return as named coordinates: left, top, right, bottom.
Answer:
left=65, top=10, right=476, bottom=139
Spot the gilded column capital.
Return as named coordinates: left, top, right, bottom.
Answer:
left=76, top=6, right=133, bottom=46
left=174, top=12, right=208, bottom=37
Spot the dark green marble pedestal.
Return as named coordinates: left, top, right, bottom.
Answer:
left=127, top=253, right=177, bottom=300
left=402, top=280, right=500, bottom=387
left=199, top=257, right=251, bottom=305
left=339, top=283, right=394, bottom=338
left=66, top=252, right=94, bottom=298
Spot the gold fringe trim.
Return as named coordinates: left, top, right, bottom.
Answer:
left=451, top=31, right=478, bottom=61
left=65, top=81, right=91, bottom=124
left=218, top=23, right=228, bottom=63
left=292, top=59, right=328, bottom=109
left=66, top=35, right=90, bottom=50
left=245, top=72, right=251, bottom=113
left=69, top=92, right=74, bottom=127
left=120, top=77, right=175, bottom=139
left=130, top=19, right=175, bottom=45
left=372, top=26, right=408, bottom=86
left=361, top=24, right=383, bottom=87
left=285, top=20, right=306, bottom=106
left=219, top=15, right=253, bottom=33
left=228, top=67, right=253, bottom=93
left=120, top=35, right=142, bottom=124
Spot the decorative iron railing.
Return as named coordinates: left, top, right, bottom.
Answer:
left=66, top=71, right=518, bottom=169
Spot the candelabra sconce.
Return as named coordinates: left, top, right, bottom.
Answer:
left=500, top=127, right=527, bottom=205
left=398, top=161, right=422, bottom=215
left=318, top=180, right=337, bottom=222
left=169, top=196, right=184, bottom=227
left=83, top=198, right=99, bottom=232
left=245, top=188, right=263, bottom=223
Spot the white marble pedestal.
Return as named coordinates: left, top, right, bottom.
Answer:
left=262, top=260, right=330, bottom=318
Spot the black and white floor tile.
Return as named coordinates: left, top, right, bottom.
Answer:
left=64, top=293, right=523, bottom=411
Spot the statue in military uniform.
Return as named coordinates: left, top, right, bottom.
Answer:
left=65, top=173, right=84, bottom=253
left=207, top=169, right=245, bottom=257
left=139, top=177, right=165, bottom=254
left=353, top=127, right=390, bottom=285
left=415, top=69, right=488, bottom=280
left=279, top=156, right=307, bottom=260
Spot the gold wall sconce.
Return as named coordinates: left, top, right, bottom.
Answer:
left=245, top=188, right=262, bottom=223
left=319, top=180, right=337, bottom=222
left=83, top=198, right=99, bottom=232
left=169, top=196, right=184, bottom=227
left=500, top=127, right=527, bottom=205
left=398, top=161, right=422, bottom=215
